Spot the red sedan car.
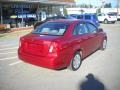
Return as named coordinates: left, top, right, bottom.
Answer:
left=18, top=19, right=107, bottom=71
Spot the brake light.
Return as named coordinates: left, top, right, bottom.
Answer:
left=19, top=41, right=21, bottom=47
left=19, top=37, right=23, bottom=47
left=49, top=44, right=54, bottom=53
left=49, top=42, right=61, bottom=53
left=109, top=16, right=111, bottom=18
left=19, top=37, right=27, bottom=48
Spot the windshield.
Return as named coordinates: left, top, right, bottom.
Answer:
left=108, top=13, right=117, bottom=16
left=32, top=22, right=68, bottom=36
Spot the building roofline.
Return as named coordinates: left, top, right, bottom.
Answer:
left=0, top=0, right=75, bottom=5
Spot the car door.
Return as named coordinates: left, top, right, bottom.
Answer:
left=86, top=22, right=102, bottom=52
left=72, top=22, right=95, bottom=58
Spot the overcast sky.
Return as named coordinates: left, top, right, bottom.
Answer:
left=75, top=0, right=118, bottom=7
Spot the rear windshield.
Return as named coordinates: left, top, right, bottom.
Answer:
left=108, top=13, right=117, bottom=16
left=32, top=22, right=68, bottom=36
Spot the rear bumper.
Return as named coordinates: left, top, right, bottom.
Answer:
left=18, top=49, right=66, bottom=70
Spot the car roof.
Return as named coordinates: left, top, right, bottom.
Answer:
left=48, top=19, right=79, bottom=23
left=46, top=16, right=66, bottom=19
left=70, top=13, right=96, bottom=16
left=48, top=19, right=93, bottom=24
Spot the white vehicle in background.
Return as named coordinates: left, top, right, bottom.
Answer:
left=117, top=14, right=120, bottom=21
left=97, top=13, right=117, bottom=24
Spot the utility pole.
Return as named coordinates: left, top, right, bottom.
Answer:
left=117, top=0, right=120, bottom=14
left=37, top=4, right=40, bottom=21
left=88, top=0, right=92, bottom=8
left=0, top=3, right=3, bottom=24
left=21, top=5, right=24, bottom=27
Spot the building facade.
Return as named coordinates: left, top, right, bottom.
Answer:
left=0, top=0, right=74, bottom=27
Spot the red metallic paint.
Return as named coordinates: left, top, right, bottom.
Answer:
left=18, top=20, right=106, bottom=70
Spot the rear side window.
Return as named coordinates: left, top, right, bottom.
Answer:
left=86, top=23, right=97, bottom=33
left=85, top=15, right=91, bottom=20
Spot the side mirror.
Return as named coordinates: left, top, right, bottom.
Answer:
left=98, top=28, right=103, bottom=32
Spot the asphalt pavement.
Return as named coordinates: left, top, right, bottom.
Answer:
left=0, top=23, right=120, bottom=90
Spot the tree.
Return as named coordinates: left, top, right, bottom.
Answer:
left=104, top=3, right=112, bottom=8
left=63, top=8, right=68, bottom=16
left=96, top=8, right=101, bottom=14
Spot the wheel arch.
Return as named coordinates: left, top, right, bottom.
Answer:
left=74, top=49, right=83, bottom=59
left=68, top=49, right=83, bottom=71
left=68, top=48, right=83, bottom=65
left=104, top=18, right=109, bottom=24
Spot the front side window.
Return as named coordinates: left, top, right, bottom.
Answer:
left=77, top=15, right=83, bottom=19
left=32, top=22, right=68, bottom=36
left=87, top=23, right=97, bottom=33
left=73, top=23, right=89, bottom=35
left=102, top=13, right=105, bottom=16
left=85, top=15, right=91, bottom=20
left=98, top=14, right=102, bottom=16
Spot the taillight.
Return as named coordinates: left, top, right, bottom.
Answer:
left=49, top=42, right=61, bottom=53
left=19, top=41, right=21, bottom=47
left=49, top=45, right=54, bottom=53
left=19, top=37, right=23, bottom=47
left=109, top=16, right=111, bottom=18
left=19, top=37, right=27, bottom=48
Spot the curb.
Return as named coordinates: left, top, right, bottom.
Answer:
left=10, top=26, right=33, bottom=32
left=0, top=27, right=33, bottom=34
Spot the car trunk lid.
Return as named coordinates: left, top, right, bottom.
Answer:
left=21, top=34, right=61, bottom=56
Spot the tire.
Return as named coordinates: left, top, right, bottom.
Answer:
left=69, top=52, right=82, bottom=71
left=104, top=19, right=108, bottom=24
left=101, top=39, right=107, bottom=50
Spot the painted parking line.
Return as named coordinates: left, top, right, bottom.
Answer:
left=9, top=61, right=22, bottom=66
left=0, top=47, right=18, bottom=51
left=0, top=44, right=17, bottom=47
left=0, top=56, right=18, bottom=61
left=0, top=51, right=16, bottom=55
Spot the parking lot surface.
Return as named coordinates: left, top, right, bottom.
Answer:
left=0, top=23, right=120, bottom=90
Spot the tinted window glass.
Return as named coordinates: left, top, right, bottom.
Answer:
left=93, top=15, right=98, bottom=20
left=108, top=13, right=117, bottom=16
left=87, top=23, right=97, bottom=33
left=98, top=14, right=102, bottom=16
left=77, top=15, right=83, bottom=19
left=32, top=22, right=68, bottom=36
left=85, top=15, right=91, bottom=19
left=102, top=14, right=105, bottom=16
left=73, top=23, right=89, bottom=35
left=70, top=14, right=77, bottom=18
